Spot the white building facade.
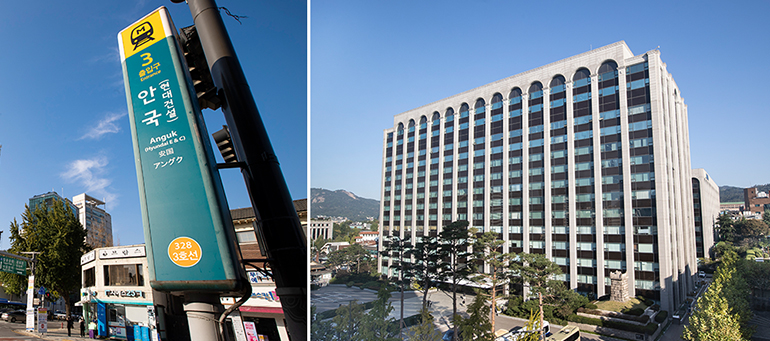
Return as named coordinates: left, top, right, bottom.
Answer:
left=692, top=169, right=719, bottom=259
left=379, top=41, right=696, bottom=313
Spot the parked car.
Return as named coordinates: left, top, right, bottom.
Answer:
left=442, top=329, right=454, bottom=341
left=2, top=310, right=26, bottom=323
left=698, top=271, right=706, bottom=278
left=54, top=311, right=67, bottom=320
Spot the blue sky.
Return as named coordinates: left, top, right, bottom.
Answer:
left=311, top=0, right=770, bottom=201
left=0, top=1, right=307, bottom=249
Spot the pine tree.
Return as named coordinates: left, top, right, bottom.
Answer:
left=456, top=292, right=493, bottom=341
left=470, top=231, right=514, bottom=334
left=437, top=220, right=473, bottom=338
left=406, top=306, right=441, bottom=341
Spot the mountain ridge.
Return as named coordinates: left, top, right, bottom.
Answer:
left=310, top=188, right=379, bottom=221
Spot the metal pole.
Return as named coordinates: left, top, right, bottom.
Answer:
left=179, top=1, right=307, bottom=339
left=184, top=293, right=224, bottom=341
left=539, top=292, right=544, bottom=341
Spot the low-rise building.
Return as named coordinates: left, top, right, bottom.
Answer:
left=309, top=220, right=333, bottom=240
left=355, top=231, right=379, bottom=246
left=744, top=188, right=770, bottom=214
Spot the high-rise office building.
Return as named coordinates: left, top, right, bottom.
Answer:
left=379, top=41, right=696, bottom=312
left=691, top=169, right=719, bottom=259
left=29, top=191, right=78, bottom=216
left=73, top=193, right=113, bottom=248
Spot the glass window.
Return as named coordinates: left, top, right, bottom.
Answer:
left=104, top=264, right=144, bottom=286
left=84, top=268, right=96, bottom=287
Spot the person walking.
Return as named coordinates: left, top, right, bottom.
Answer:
left=80, top=318, right=85, bottom=337
left=88, top=320, right=96, bottom=339
left=66, top=316, right=73, bottom=337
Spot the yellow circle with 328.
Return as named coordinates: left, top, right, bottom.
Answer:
left=168, top=236, right=202, bottom=267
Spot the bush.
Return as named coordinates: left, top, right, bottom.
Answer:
left=585, top=303, right=598, bottom=310
left=655, top=310, right=668, bottom=323
left=568, top=315, right=658, bottom=334
left=623, top=307, right=645, bottom=316
left=363, top=281, right=381, bottom=290
left=311, top=284, right=320, bottom=291
left=346, top=281, right=354, bottom=287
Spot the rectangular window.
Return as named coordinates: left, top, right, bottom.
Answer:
left=475, top=118, right=485, bottom=126
left=628, top=103, right=651, bottom=116
left=104, top=264, right=144, bottom=286
left=529, top=153, right=544, bottom=161
left=551, top=120, right=566, bottom=130
left=638, top=243, right=654, bottom=253
left=529, top=125, right=544, bottom=134
left=551, top=135, right=567, bottom=144
left=573, top=92, right=591, bottom=102
left=474, top=137, right=485, bottom=145
left=627, top=78, right=649, bottom=90
left=510, top=129, right=523, bottom=137
left=629, top=120, right=652, bottom=132
left=530, top=240, right=545, bottom=249
left=551, top=150, right=566, bottom=159
left=84, top=268, right=96, bottom=287
left=459, top=122, right=469, bottom=129
left=550, top=98, right=565, bottom=107
left=530, top=139, right=544, bottom=147
left=574, top=115, right=591, bottom=125
left=510, top=142, right=523, bottom=150
left=605, top=243, right=624, bottom=252
left=574, top=130, right=593, bottom=140
left=529, top=103, right=543, bottom=112
left=600, top=110, right=620, bottom=120
left=575, top=162, right=592, bottom=171
left=600, top=126, right=621, bottom=136
left=510, top=109, right=522, bottom=117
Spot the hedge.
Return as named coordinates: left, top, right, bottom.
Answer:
left=577, top=308, right=650, bottom=324
left=568, top=314, right=658, bottom=334
left=316, top=301, right=378, bottom=320
left=655, top=310, right=668, bottom=323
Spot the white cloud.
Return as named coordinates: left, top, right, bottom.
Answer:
left=79, top=112, right=126, bottom=140
left=61, top=156, right=118, bottom=206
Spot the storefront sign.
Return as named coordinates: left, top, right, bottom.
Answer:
left=105, top=290, right=146, bottom=298
left=119, top=7, right=243, bottom=292
left=81, top=250, right=96, bottom=265
left=99, top=246, right=146, bottom=260
left=243, top=322, right=258, bottom=341
left=247, top=271, right=273, bottom=284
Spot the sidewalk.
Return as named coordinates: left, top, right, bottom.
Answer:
left=14, top=324, right=92, bottom=341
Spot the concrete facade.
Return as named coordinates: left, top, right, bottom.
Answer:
left=379, top=41, right=696, bottom=313
left=692, top=169, right=719, bottom=259
left=308, top=220, right=334, bottom=241
left=73, top=193, right=113, bottom=248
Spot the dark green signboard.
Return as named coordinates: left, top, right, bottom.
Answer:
left=0, top=256, right=26, bottom=276
left=119, top=7, right=244, bottom=293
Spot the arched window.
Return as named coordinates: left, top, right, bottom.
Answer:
left=408, top=119, right=415, bottom=127
left=397, top=122, right=404, bottom=130
left=419, top=115, right=428, bottom=129
left=509, top=88, right=522, bottom=101
left=573, top=68, right=590, bottom=84
left=475, top=98, right=486, bottom=114
left=445, top=108, right=454, bottom=121
left=529, top=82, right=543, bottom=96
left=459, top=103, right=470, bottom=118
left=598, top=60, right=618, bottom=75
left=550, top=75, right=566, bottom=90
left=491, top=93, right=503, bottom=110
left=432, top=112, right=440, bottom=121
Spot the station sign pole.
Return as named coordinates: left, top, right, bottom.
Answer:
left=119, top=7, right=248, bottom=341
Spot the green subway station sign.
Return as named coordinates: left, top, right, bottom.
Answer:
left=118, top=7, right=245, bottom=293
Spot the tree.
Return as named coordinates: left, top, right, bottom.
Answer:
left=717, top=213, right=736, bottom=243
left=312, top=237, right=328, bottom=263
left=333, top=220, right=354, bottom=242
left=736, top=219, right=769, bottom=238
left=332, top=300, right=365, bottom=340
left=456, top=292, right=493, bottom=341
left=382, top=236, right=411, bottom=335
left=370, top=220, right=379, bottom=232
left=471, top=231, right=515, bottom=333
left=511, top=253, right=563, bottom=299
left=437, top=220, right=473, bottom=338
left=328, top=244, right=372, bottom=274
left=0, top=200, right=88, bottom=317
left=360, top=288, right=399, bottom=341
left=406, top=235, right=441, bottom=311
left=713, top=241, right=737, bottom=260
left=683, top=252, right=747, bottom=341
left=407, top=306, right=441, bottom=341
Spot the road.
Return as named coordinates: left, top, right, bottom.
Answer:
left=0, top=319, right=42, bottom=340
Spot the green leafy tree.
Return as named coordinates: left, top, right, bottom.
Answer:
left=437, top=220, right=473, bottom=337
left=736, top=219, right=769, bottom=238
left=471, top=231, right=515, bottom=333
left=407, top=306, right=441, bottom=341
left=683, top=253, right=747, bottom=341
left=328, top=244, right=372, bottom=274
left=370, top=220, right=379, bottom=232
left=311, top=305, right=336, bottom=340
left=0, top=201, right=88, bottom=317
left=333, top=220, right=354, bottom=242
left=713, top=241, right=737, bottom=260
left=456, top=292, right=493, bottom=341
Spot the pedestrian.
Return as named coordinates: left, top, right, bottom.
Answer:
left=88, top=320, right=96, bottom=339
left=461, top=295, right=465, bottom=306
left=80, top=318, right=85, bottom=337
left=66, top=316, right=73, bottom=337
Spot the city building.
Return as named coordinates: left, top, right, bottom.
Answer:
left=379, top=41, right=696, bottom=312
left=29, top=191, right=78, bottom=216
left=720, top=202, right=743, bottom=214
left=223, top=199, right=307, bottom=341
left=309, top=220, right=334, bottom=240
left=692, top=169, right=719, bottom=259
left=73, top=193, right=113, bottom=248
left=355, top=231, right=379, bottom=246
left=743, top=187, right=770, bottom=214
left=80, top=244, right=170, bottom=340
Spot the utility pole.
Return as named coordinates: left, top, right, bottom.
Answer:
left=539, top=292, right=544, bottom=341
left=22, top=252, right=41, bottom=333
left=172, top=0, right=306, bottom=339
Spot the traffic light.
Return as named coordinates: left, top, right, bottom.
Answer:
left=178, top=25, right=221, bottom=110
left=212, top=125, right=238, bottom=164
